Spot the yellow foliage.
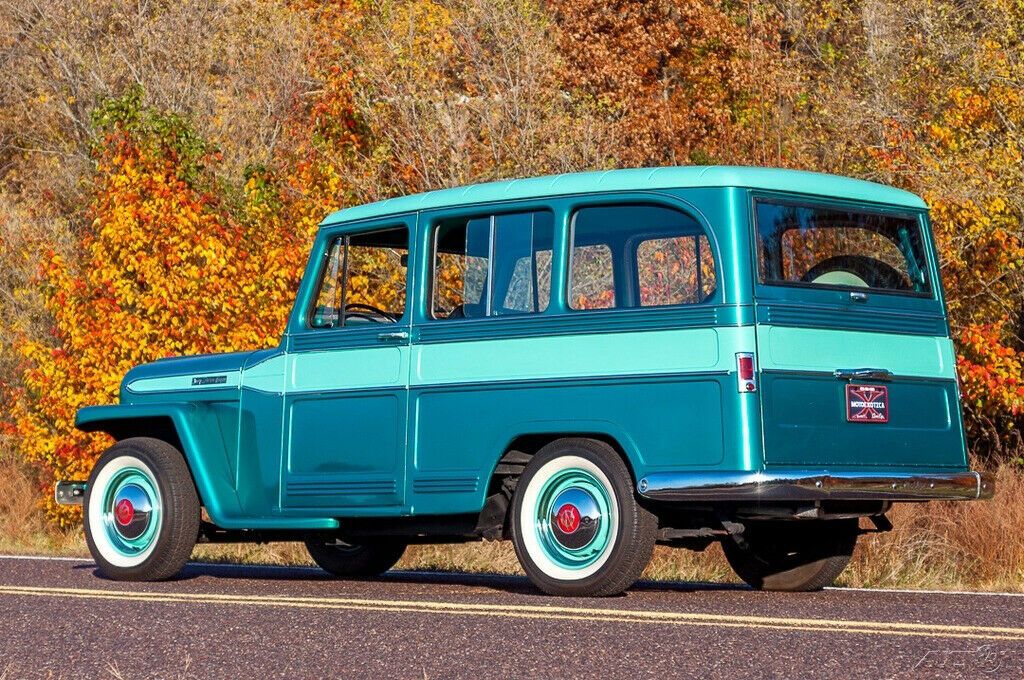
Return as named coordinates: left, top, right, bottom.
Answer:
left=6, top=97, right=303, bottom=526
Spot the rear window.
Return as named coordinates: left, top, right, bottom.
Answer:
left=755, top=200, right=932, bottom=296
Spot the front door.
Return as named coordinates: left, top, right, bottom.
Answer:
left=281, top=220, right=413, bottom=510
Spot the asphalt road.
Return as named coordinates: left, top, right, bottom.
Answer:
left=0, top=555, right=1022, bottom=679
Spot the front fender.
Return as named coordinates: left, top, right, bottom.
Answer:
left=76, top=403, right=244, bottom=527
left=76, top=404, right=338, bottom=530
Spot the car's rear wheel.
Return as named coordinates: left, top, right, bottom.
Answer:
left=305, top=539, right=407, bottom=578
left=722, top=519, right=859, bottom=592
left=510, top=438, right=656, bottom=597
left=84, top=437, right=200, bottom=581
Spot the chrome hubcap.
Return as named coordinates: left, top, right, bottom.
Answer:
left=533, top=467, right=614, bottom=571
left=548, top=488, right=601, bottom=550
left=112, top=483, right=153, bottom=540
left=101, top=467, right=161, bottom=558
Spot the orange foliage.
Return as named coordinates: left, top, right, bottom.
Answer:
left=549, top=0, right=795, bottom=166
left=957, top=321, right=1024, bottom=458
left=6, top=90, right=298, bottom=525
left=279, top=0, right=365, bottom=229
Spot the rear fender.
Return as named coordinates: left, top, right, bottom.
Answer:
left=482, top=419, right=647, bottom=501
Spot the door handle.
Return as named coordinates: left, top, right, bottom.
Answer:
left=834, top=368, right=894, bottom=381
left=377, top=330, right=410, bottom=342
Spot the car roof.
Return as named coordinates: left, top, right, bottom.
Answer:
left=320, top=166, right=927, bottom=227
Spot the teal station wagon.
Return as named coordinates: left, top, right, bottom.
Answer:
left=57, top=166, right=994, bottom=596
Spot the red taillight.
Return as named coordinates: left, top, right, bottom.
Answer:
left=736, top=353, right=757, bottom=392
left=738, top=355, right=754, bottom=380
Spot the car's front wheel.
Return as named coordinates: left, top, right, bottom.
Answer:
left=510, top=438, right=656, bottom=597
left=84, top=437, right=200, bottom=581
left=722, top=519, right=859, bottom=591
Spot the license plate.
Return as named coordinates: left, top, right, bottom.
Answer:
left=846, top=384, right=889, bottom=423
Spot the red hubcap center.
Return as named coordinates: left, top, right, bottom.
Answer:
left=555, top=503, right=581, bottom=534
left=115, top=498, right=135, bottom=526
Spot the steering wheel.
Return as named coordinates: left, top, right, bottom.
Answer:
left=343, top=302, right=398, bottom=323
left=801, top=255, right=910, bottom=291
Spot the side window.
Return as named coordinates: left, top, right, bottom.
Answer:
left=433, top=217, right=490, bottom=319
left=569, top=244, right=614, bottom=310
left=636, top=234, right=716, bottom=306
left=432, top=210, right=553, bottom=319
left=309, top=226, right=408, bottom=328
left=569, top=204, right=716, bottom=310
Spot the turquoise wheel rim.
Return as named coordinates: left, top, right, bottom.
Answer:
left=100, top=467, right=161, bottom=558
left=533, top=467, right=613, bottom=571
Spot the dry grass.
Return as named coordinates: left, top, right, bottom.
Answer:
left=844, top=464, right=1024, bottom=591
left=0, top=446, right=82, bottom=556
left=2, top=452, right=1021, bottom=592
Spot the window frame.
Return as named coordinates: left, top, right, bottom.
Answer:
left=304, top=224, right=411, bottom=330
left=428, top=209, right=555, bottom=321
left=751, top=195, right=937, bottom=300
left=566, top=202, right=718, bottom=313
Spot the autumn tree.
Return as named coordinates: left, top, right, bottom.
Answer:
left=548, top=0, right=802, bottom=167
left=6, top=90, right=297, bottom=524
left=275, top=0, right=367, bottom=237
left=337, top=0, right=618, bottom=197
left=0, top=0, right=305, bottom=208
left=0, top=1, right=308, bottom=477
left=783, top=0, right=1024, bottom=460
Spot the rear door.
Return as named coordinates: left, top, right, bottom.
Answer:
left=751, top=196, right=967, bottom=470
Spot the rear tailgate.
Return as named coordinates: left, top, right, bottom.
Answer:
left=757, top=324, right=965, bottom=468
left=752, top=197, right=967, bottom=471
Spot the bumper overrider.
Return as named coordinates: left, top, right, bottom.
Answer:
left=55, top=481, right=87, bottom=505
left=636, top=469, right=994, bottom=502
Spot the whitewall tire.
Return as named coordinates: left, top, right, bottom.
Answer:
left=84, top=437, right=200, bottom=581
left=511, top=438, right=656, bottom=596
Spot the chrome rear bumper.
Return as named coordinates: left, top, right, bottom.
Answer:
left=637, top=469, right=994, bottom=502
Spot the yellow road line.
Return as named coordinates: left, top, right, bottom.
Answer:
left=3, top=585, right=1024, bottom=642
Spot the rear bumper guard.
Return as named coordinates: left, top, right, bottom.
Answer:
left=637, top=469, right=994, bottom=502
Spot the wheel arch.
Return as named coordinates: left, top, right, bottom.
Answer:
left=76, top=404, right=243, bottom=527
left=490, top=431, right=642, bottom=490
left=476, top=429, right=643, bottom=539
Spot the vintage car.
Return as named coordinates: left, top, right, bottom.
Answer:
left=57, top=166, right=994, bottom=596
